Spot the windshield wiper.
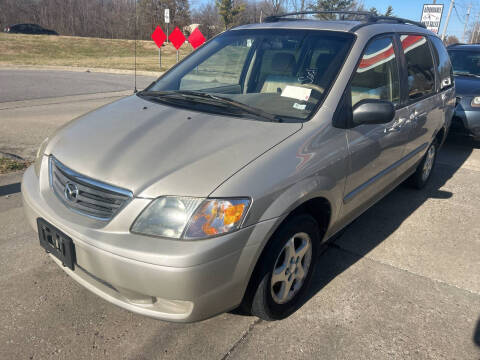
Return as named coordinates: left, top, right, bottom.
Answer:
left=139, top=90, right=282, bottom=122
left=454, top=71, right=480, bottom=78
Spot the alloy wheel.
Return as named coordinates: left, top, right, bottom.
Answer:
left=270, top=232, right=312, bottom=304
left=422, top=145, right=436, bottom=182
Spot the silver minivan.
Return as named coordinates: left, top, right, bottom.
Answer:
left=22, top=12, right=455, bottom=322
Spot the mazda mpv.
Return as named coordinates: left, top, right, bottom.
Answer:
left=22, top=12, right=455, bottom=322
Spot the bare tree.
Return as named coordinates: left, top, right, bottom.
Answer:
left=0, top=0, right=191, bottom=40
left=191, top=1, right=222, bottom=39
left=445, top=35, right=459, bottom=46
left=290, top=0, right=311, bottom=14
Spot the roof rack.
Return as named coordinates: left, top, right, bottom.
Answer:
left=264, top=11, right=427, bottom=29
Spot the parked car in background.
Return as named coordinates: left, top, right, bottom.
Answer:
left=448, top=43, right=480, bottom=141
left=22, top=12, right=454, bottom=323
left=4, top=23, right=58, bottom=35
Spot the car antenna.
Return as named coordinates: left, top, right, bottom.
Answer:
left=133, top=0, right=138, bottom=93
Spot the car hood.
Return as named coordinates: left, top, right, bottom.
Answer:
left=454, top=76, right=480, bottom=96
left=46, top=95, right=302, bottom=198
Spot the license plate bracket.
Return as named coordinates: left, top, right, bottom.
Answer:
left=37, top=218, right=76, bottom=270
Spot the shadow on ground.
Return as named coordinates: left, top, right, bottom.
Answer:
left=475, top=317, right=480, bottom=347
left=309, top=136, right=471, bottom=284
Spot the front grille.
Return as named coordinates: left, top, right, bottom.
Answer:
left=49, top=156, right=132, bottom=221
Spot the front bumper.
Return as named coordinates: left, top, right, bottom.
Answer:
left=21, top=164, right=280, bottom=322
left=454, top=100, right=480, bottom=139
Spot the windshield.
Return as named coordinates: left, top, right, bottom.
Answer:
left=448, top=49, right=480, bottom=77
left=141, top=29, right=354, bottom=121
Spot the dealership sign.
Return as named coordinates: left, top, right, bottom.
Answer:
left=420, top=4, right=444, bottom=34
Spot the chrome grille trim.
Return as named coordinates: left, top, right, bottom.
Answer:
left=49, top=156, right=133, bottom=221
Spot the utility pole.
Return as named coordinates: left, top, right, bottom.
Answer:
left=441, top=0, right=455, bottom=41
left=462, top=5, right=471, bottom=43
left=471, top=14, right=480, bottom=43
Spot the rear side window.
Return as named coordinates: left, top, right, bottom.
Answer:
left=430, top=36, right=453, bottom=90
left=350, top=36, right=400, bottom=107
left=401, top=35, right=436, bottom=100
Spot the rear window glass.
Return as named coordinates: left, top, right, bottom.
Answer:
left=401, top=35, right=436, bottom=100
left=430, top=36, right=453, bottom=90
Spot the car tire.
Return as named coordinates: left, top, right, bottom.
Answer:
left=408, top=139, right=438, bottom=189
left=247, top=214, right=320, bottom=321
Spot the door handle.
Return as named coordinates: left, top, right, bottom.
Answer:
left=414, top=110, right=427, bottom=118
left=384, top=118, right=406, bottom=133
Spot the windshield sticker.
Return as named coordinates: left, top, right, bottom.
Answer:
left=293, top=103, right=306, bottom=110
left=281, top=86, right=312, bottom=101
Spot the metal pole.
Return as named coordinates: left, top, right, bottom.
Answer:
left=159, top=47, right=162, bottom=70
left=133, top=0, right=137, bottom=93
left=441, top=0, right=454, bottom=41
left=176, top=50, right=179, bottom=63
left=471, top=14, right=479, bottom=43
left=475, top=19, right=480, bottom=43
left=167, top=24, right=169, bottom=43
left=462, top=5, right=471, bottom=43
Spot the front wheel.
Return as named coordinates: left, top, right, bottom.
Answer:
left=408, top=139, right=438, bottom=189
left=247, top=214, right=320, bottom=321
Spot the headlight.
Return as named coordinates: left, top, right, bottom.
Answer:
left=34, top=137, right=49, bottom=176
left=184, top=198, right=250, bottom=239
left=471, top=97, right=480, bottom=107
left=131, top=196, right=250, bottom=239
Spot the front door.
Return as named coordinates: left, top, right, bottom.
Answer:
left=342, top=35, right=411, bottom=220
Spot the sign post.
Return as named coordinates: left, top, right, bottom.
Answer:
left=151, top=26, right=167, bottom=71
left=165, top=9, right=170, bottom=44
left=420, top=4, right=444, bottom=34
left=169, top=27, right=186, bottom=63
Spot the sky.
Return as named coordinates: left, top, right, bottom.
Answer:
left=190, top=0, right=479, bottom=41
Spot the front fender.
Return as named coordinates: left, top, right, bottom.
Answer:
left=210, top=120, right=348, bottom=237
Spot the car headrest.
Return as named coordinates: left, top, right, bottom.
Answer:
left=271, top=53, right=296, bottom=74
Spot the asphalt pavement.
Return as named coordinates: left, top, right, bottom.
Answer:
left=0, top=69, right=156, bottom=102
left=0, top=69, right=479, bottom=359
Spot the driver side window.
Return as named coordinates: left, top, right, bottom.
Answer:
left=350, top=36, right=400, bottom=107
left=180, top=39, right=252, bottom=91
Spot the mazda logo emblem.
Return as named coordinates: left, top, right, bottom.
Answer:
left=64, top=182, right=79, bottom=203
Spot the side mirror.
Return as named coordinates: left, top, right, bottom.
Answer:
left=352, top=99, right=395, bottom=125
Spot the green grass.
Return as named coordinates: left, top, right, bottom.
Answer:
left=0, top=157, right=30, bottom=174
left=0, top=33, right=194, bottom=72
